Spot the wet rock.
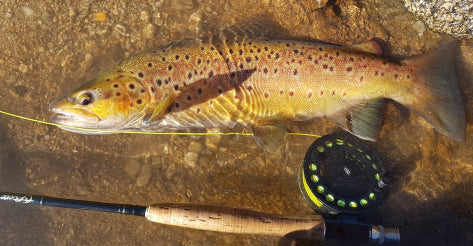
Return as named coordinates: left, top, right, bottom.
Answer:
left=184, top=152, right=199, bottom=168
left=404, top=0, right=473, bottom=38
left=136, top=164, right=152, bottom=187
left=124, top=159, right=141, bottom=178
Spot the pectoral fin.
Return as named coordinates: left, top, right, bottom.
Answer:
left=251, top=124, right=287, bottom=152
left=328, top=99, right=385, bottom=141
left=143, top=92, right=174, bottom=124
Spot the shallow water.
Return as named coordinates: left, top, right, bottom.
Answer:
left=0, top=0, right=472, bottom=245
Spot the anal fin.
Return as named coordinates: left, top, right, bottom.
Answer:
left=251, top=124, right=287, bottom=152
left=328, top=99, right=385, bottom=141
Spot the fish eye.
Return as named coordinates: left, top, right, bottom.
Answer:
left=77, top=92, right=93, bottom=106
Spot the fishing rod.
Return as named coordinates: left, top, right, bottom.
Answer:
left=0, top=132, right=400, bottom=244
left=0, top=191, right=398, bottom=244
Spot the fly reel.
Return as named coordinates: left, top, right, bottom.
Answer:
left=299, top=132, right=387, bottom=216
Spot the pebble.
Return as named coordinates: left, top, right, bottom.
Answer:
left=184, top=152, right=199, bottom=168
left=188, top=141, right=203, bottom=153
left=142, top=23, right=156, bottom=39
left=124, top=159, right=141, bottom=178
left=136, top=164, right=152, bottom=187
left=19, top=64, right=28, bottom=73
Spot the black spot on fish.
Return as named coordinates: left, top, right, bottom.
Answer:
left=218, top=88, right=222, bottom=94
left=229, top=49, right=233, bottom=54
left=162, top=57, right=166, bottom=62
left=113, top=84, right=119, bottom=88
left=137, top=99, right=142, bottom=104
left=323, top=64, right=328, bottom=69
left=208, top=71, right=214, bottom=77
left=319, top=47, right=323, bottom=51
left=329, top=67, right=334, bottom=72
left=239, top=63, right=244, bottom=69
left=185, top=55, right=189, bottom=60
left=250, top=49, right=253, bottom=53
left=174, top=85, right=179, bottom=90
left=138, top=72, right=144, bottom=78
left=168, top=65, right=172, bottom=70
left=275, top=54, right=280, bottom=59
left=187, top=95, right=192, bottom=101
left=188, top=73, right=192, bottom=79
left=175, top=103, right=180, bottom=108
left=263, top=68, right=268, bottom=74
left=157, top=79, right=162, bottom=86
left=286, top=43, right=290, bottom=47
left=274, top=68, right=278, bottom=73
left=294, top=50, right=299, bottom=54
left=349, top=57, right=354, bottom=62
left=239, top=50, right=243, bottom=55
left=106, top=79, right=110, bottom=81
left=197, top=58, right=202, bottom=64
left=294, top=69, right=298, bottom=75
left=129, top=84, right=135, bottom=89
left=116, top=92, right=121, bottom=96
left=210, top=47, right=215, bottom=51
left=198, top=88, right=202, bottom=94
left=308, top=55, right=312, bottom=60
left=336, top=52, right=339, bottom=57
left=141, top=89, right=145, bottom=93
left=148, top=63, right=152, bottom=67
left=219, top=51, right=223, bottom=56
left=151, top=87, right=155, bottom=93
left=394, top=74, right=398, bottom=79
left=255, top=56, right=259, bottom=61
left=257, top=48, right=261, bottom=53
left=264, top=47, right=268, bottom=51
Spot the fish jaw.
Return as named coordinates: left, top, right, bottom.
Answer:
left=49, top=99, right=101, bottom=128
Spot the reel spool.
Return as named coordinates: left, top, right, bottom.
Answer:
left=299, top=132, right=387, bottom=216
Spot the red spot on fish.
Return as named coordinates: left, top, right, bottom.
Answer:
left=360, top=77, right=364, bottom=82
left=320, top=91, right=324, bottom=95
left=274, top=69, right=278, bottom=73
left=346, top=67, right=352, bottom=72
left=280, top=91, right=284, bottom=95
left=196, top=108, right=201, bottom=113
left=264, top=93, right=269, bottom=98
left=130, top=71, right=135, bottom=74
left=343, top=92, right=346, bottom=97
left=209, top=100, right=213, bottom=105
left=329, top=67, right=334, bottom=72
left=293, top=69, right=298, bottom=75
left=263, top=68, right=268, bottom=74
left=394, top=74, right=398, bottom=79
left=332, top=91, right=335, bottom=96
left=407, top=75, right=410, bottom=79
left=308, top=93, right=312, bottom=99
left=247, top=86, right=253, bottom=91
left=289, top=92, right=294, bottom=97
left=375, top=71, right=379, bottom=76
left=323, top=64, right=328, bottom=69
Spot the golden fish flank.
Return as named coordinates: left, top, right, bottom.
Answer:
left=50, top=38, right=466, bottom=152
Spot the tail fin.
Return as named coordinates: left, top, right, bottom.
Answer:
left=400, top=41, right=465, bottom=141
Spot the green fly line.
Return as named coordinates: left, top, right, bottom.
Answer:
left=0, top=109, right=321, bottom=138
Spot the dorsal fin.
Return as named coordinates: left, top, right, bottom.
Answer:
left=349, top=40, right=383, bottom=55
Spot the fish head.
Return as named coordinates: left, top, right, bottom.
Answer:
left=49, top=71, right=152, bottom=133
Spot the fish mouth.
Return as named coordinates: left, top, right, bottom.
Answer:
left=50, top=107, right=101, bottom=127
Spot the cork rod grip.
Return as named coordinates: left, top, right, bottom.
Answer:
left=146, top=204, right=325, bottom=238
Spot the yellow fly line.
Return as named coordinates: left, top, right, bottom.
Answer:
left=0, top=109, right=321, bottom=138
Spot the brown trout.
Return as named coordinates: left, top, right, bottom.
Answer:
left=49, top=36, right=465, bottom=152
